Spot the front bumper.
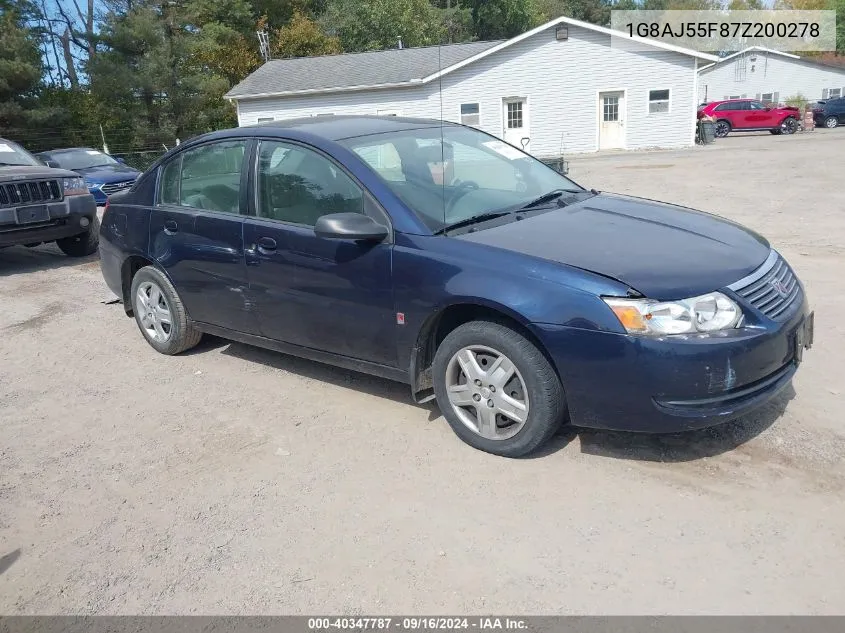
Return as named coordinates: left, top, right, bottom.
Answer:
left=0, top=193, right=97, bottom=248
left=531, top=297, right=812, bottom=433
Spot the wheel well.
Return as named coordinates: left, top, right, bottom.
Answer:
left=121, top=255, right=155, bottom=315
left=410, top=303, right=556, bottom=401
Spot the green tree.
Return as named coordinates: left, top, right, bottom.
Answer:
left=538, top=0, right=612, bottom=25
left=251, top=0, right=328, bottom=29
left=272, top=10, right=342, bottom=57
left=321, top=0, right=446, bottom=51
left=89, top=0, right=257, bottom=148
left=431, top=1, right=476, bottom=43
left=468, top=0, right=543, bottom=40
left=0, top=0, right=48, bottom=132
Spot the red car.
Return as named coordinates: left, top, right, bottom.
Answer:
left=698, top=99, right=801, bottom=137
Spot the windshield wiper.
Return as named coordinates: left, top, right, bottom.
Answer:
left=517, top=188, right=590, bottom=211
left=433, top=211, right=513, bottom=235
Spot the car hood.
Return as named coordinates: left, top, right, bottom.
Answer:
left=73, top=164, right=141, bottom=182
left=0, top=165, right=80, bottom=180
left=455, top=192, right=771, bottom=300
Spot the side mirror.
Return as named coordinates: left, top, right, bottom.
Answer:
left=114, top=156, right=126, bottom=164
left=43, top=159, right=60, bottom=169
left=764, top=106, right=772, bottom=111
left=314, top=212, right=388, bottom=242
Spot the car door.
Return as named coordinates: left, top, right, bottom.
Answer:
left=242, top=139, right=397, bottom=366
left=714, top=102, right=742, bottom=128
left=745, top=101, right=773, bottom=127
left=150, top=138, right=260, bottom=334
left=833, top=98, right=845, bottom=123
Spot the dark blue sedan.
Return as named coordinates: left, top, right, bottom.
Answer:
left=36, top=147, right=141, bottom=205
left=98, top=116, right=814, bottom=457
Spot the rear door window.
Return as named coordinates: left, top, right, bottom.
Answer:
left=158, top=140, right=247, bottom=214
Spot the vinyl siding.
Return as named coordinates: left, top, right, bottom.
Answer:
left=235, top=24, right=699, bottom=154
left=698, top=53, right=845, bottom=103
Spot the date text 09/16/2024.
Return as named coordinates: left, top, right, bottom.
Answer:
left=307, top=618, right=528, bottom=630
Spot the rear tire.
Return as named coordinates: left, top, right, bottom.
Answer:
left=825, top=116, right=838, bottom=128
left=433, top=320, right=565, bottom=457
left=56, top=215, right=99, bottom=257
left=714, top=120, right=731, bottom=138
left=130, top=266, right=202, bottom=355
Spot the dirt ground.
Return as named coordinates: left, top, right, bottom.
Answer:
left=1, top=130, right=844, bottom=615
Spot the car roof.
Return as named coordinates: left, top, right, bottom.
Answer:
left=212, top=115, right=461, bottom=142
left=38, top=147, right=100, bottom=155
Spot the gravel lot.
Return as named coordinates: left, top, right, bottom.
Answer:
left=1, top=131, right=843, bottom=615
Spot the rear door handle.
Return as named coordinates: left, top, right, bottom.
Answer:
left=163, top=220, right=178, bottom=235
left=256, top=236, right=277, bottom=252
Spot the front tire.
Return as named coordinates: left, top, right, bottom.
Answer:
left=714, top=120, right=731, bottom=138
left=825, top=116, right=838, bottom=129
left=781, top=117, right=798, bottom=135
left=130, top=266, right=202, bottom=355
left=433, top=320, right=565, bottom=457
left=56, top=215, right=100, bottom=257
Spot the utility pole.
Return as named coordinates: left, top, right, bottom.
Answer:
left=99, top=124, right=109, bottom=154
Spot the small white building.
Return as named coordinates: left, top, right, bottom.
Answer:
left=226, top=17, right=717, bottom=155
left=698, top=46, right=845, bottom=105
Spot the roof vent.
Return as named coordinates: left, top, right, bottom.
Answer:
left=555, top=26, right=568, bottom=41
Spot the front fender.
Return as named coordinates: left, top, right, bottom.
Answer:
left=393, top=232, right=629, bottom=376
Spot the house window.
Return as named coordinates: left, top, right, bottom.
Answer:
left=257, top=117, right=274, bottom=123
left=827, top=88, right=842, bottom=99
left=506, top=101, right=523, bottom=129
left=603, top=96, right=619, bottom=121
left=648, top=89, right=670, bottom=114
left=460, top=103, right=480, bottom=127
left=761, top=92, right=774, bottom=103
left=728, top=95, right=741, bottom=100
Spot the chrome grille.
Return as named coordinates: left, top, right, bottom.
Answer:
left=0, top=179, right=62, bottom=209
left=101, top=180, right=136, bottom=196
left=730, top=251, right=801, bottom=320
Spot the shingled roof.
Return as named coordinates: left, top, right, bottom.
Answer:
left=225, top=40, right=502, bottom=99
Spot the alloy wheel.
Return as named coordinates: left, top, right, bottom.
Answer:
left=826, top=116, right=838, bottom=129
left=715, top=121, right=730, bottom=137
left=136, top=281, right=173, bottom=343
left=444, top=345, right=529, bottom=440
left=782, top=118, right=798, bottom=134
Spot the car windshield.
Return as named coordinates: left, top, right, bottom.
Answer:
left=340, top=125, right=585, bottom=232
left=0, top=139, right=41, bottom=167
left=50, top=149, right=118, bottom=170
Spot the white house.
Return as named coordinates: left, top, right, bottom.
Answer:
left=698, top=46, right=845, bottom=105
left=225, top=16, right=717, bottom=155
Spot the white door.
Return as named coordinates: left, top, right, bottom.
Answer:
left=502, top=98, right=530, bottom=151
left=598, top=91, right=625, bottom=150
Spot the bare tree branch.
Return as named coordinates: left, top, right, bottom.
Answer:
left=59, top=28, right=80, bottom=89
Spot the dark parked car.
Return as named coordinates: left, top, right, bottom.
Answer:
left=811, top=97, right=845, bottom=128
left=99, top=116, right=813, bottom=457
left=698, top=99, right=801, bottom=137
left=37, top=147, right=141, bottom=205
left=0, top=137, right=99, bottom=257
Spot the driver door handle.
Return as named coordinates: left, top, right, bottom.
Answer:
left=163, top=220, right=178, bottom=235
left=256, top=236, right=277, bottom=252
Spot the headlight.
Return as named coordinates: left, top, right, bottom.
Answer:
left=604, top=292, right=741, bottom=336
left=62, top=177, right=88, bottom=196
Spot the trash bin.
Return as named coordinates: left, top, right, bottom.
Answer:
left=541, top=158, right=570, bottom=175
left=699, top=120, right=716, bottom=144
